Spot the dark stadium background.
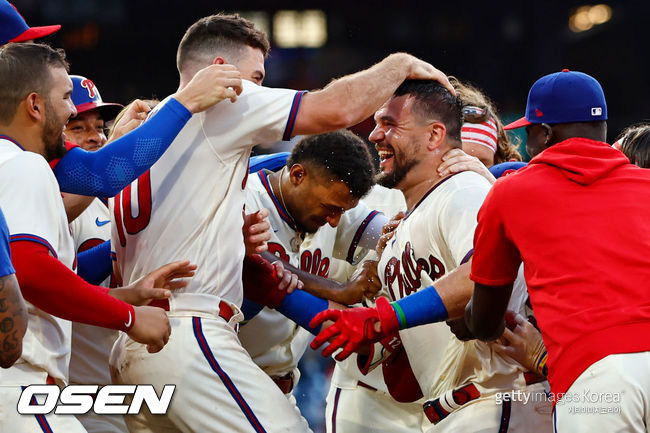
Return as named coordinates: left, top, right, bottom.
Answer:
left=12, top=1, right=645, bottom=430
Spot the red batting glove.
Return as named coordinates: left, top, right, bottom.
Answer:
left=309, top=297, right=401, bottom=361
left=242, top=254, right=286, bottom=308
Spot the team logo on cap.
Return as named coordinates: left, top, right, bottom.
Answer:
left=80, top=79, right=96, bottom=98
left=535, top=108, right=544, bottom=117
left=591, top=107, right=602, bottom=116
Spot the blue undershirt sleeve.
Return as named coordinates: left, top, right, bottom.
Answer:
left=76, top=240, right=112, bottom=285
left=0, top=209, right=14, bottom=278
left=276, top=289, right=329, bottom=336
left=54, top=98, right=192, bottom=196
left=391, top=285, right=449, bottom=329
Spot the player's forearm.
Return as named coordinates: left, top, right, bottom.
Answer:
left=259, top=252, right=355, bottom=304
left=10, top=241, right=135, bottom=332
left=54, top=97, right=192, bottom=197
left=0, top=273, right=27, bottom=368
left=293, top=53, right=415, bottom=135
left=465, top=281, right=513, bottom=341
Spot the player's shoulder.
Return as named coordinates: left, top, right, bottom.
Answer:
left=0, top=146, right=52, bottom=177
left=448, top=170, right=493, bottom=191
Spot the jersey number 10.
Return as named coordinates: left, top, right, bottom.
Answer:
left=114, top=171, right=152, bottom=247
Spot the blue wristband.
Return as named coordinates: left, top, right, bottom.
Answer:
left=276, top=289, right=329, bottom=336
left=392, top=285, right=449, bottom=329
left=76, top=240, right=112, bottom=285
left=54, top=98, right=192, bottom=196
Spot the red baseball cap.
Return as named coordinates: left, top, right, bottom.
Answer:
left=0, top=1, right=60, bottom=46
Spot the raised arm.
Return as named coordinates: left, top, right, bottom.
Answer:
left=292, top=53, right=453, bottom=135
left=54, top=64, right=242, bottom=197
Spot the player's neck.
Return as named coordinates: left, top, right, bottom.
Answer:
left=401, top=173, right=453, bottom=212
left=269, top=168, right=302, bottom=233
left=0, top=122, right=45, bottom=156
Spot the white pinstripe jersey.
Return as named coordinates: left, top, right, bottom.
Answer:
left=110, top=81, right=306, bottom=307
left=0, top=138, right=76, bottom=383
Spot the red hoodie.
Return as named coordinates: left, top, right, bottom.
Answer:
left=471, top=137, right=650, bottom=398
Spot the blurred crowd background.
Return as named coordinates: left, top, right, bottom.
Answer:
left=11, top=1, right=646, bottom=431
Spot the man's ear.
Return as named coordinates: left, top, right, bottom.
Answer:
left=288, top=164, right=306, bottom=186
left=212, top=56, right=226, bottom=65
left=25, top=93, right=44, bottom=122
left=427, top=122, right=447, bottom=151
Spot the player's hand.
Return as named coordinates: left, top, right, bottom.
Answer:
left=242, top=254, right=303, bottom=308
left=376, top=212, right=405, bottom=257
left=342, top=260, right=381, bottom=304
left=243, top=208, right=272, bottom=256
left=493, top=311, right=547, bottom=376
left=174, top=64, right=243, bottom=113
left=446, top=316, right=476, bottom=341
left=391, top=53, right=455, bottom=95
left=109, top=260, right=197, bottom=306
left=310, top=297, right=399, bottom=360
left=107, top=99, right=151, bottom=142
left=437, top=148, right=496, bottom=184
left=127, top=305, right=172, bottom=353
left=272, top=260, right=303, bottom=294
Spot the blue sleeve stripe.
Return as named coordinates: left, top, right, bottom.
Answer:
left=460, top=248, right=474, bottom=265
left=282, top=91, right=307, bottom=141
left=10, top=233, right=57, bottom=258
left=110, top=251, right=117, bottom=261
left=346, top=210, right=381, bottom=263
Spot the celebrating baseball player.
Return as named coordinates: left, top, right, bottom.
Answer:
left=109, top=12, right=453, bottom=433
left=309, top=79, right=552, bottom=431
left=239, top=130, right=382, bottom=399
left=464, top=69, right=650, bottom=432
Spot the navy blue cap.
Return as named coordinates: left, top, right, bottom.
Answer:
left=0, top=1, right=60, bottom=46
left=489, top=161, right=527, bottom=178
left=504, top=69, right=607, bottom=130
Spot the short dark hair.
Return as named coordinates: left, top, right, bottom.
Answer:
left=177, top=13, right=270, bottom=73
left=287, top=130, right=375, bottom=198
left=394, top=79, right=463, bottom=144
left=617, top=123, right=650, bottom=168
left=0, top=43, right=69, bottom=125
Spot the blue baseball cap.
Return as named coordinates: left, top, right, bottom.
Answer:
left=70, top=75, right=123, bottom=121
left=504, top=69, right=607, bottom=130
left=0, top=1, right=60, bottom=46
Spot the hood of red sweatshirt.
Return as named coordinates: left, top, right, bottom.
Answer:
left=528, top=137, right=630, bottom=185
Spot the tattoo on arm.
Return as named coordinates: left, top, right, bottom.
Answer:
left=0, top=274, right=27, bottom=367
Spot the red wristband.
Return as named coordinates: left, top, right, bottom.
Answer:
left=375, top=296, right=401, bottom=335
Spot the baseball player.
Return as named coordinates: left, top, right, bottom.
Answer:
left=239, top=131, right=383, bottom=400
left=0, top=42, right=238, bottom=432
left=64, top=75, right=128, bottom=433
left=0, top=206, right=27, bottom=369
left=464, top=70, right=650, bottom=432
left=310, top=80, right=552, bottom=432
left=109, top=12, right=452, bottom=433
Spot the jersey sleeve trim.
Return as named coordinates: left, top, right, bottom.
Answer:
left=0, top=135, right=25, bottom=150
left=282, top=91, right=307, bottom=141
left=469, top=271, right=518, bottom=287
left=110, top=251, right=117, bottom=261
left=460, top=248, right=474, bottom=265
left=9, top=233, right=57, bottom=258
left=346, top=210, right=381, bottom=263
